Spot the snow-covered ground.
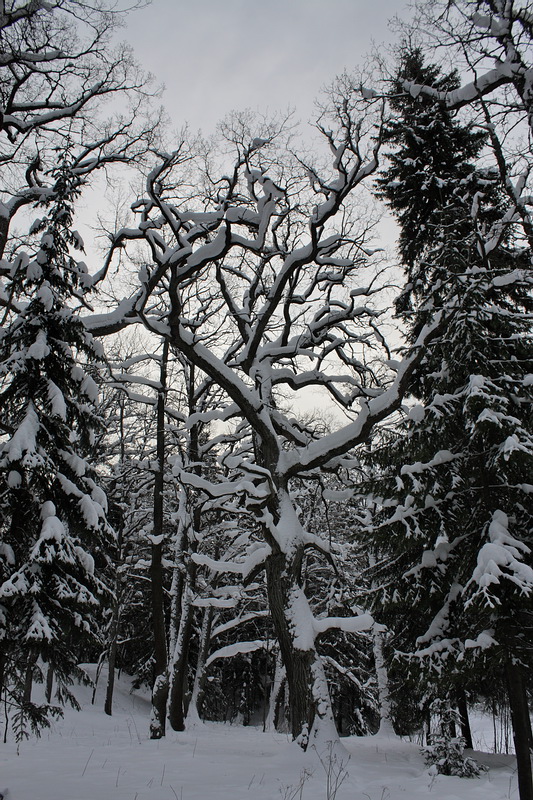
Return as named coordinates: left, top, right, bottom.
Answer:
left=0, top=667, right=520, bottom=800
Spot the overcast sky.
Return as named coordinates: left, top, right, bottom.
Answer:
left=123, top=0, right=413, bottom=136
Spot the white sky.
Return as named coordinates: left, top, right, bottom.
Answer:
left=123, top=0, right=413, bottom=136
left=92, top=1, right=412, bottom=416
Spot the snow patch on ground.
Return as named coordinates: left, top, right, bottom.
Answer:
left=0, top=666, right=521, bottom=800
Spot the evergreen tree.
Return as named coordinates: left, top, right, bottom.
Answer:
left=377, top=47, right=498, bottom=332
left=0, top=164, right=110, bottom=736
left=367, top=47, right=533, bottom=751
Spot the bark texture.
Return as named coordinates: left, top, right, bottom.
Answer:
left=506, top=661, right=533, bottom=800
left=149, top=341, right=169, bottom=738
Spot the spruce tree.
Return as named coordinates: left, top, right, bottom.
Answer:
left=368, top=47, right=533, bottom=761
left=0, top=164, right=109, bottom=736
left=377, top=47, right=499, bottom=332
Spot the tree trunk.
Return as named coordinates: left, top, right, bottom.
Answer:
left=0, top=213, right=8, bottom=261
left=167, top=371, right=204, bottom=732
left=105, top=530, right=122, bottom=716
left=91, top=651, right=106, bottom=705
left=253, top=424, right=337, bottom=747
left=104, top=622, right=118, bottom=716
left=149, top=536, right=169, bottom=738
left=45, top=663, right=54, bottom=704
left=266, top=654, right=287, bottom=731
left=22, top=656, right=35, bottom=704
left=371, top=611, right=394, bottom=735
left=189, top=604, right=214, bottom=721
left=0, top=649, right=6, bottom=703
left=149, top=339, right=169, bottom=739
left=167, top=574, right=196, bottom=731
left=523, top=680, right=533, bottom=751
left=265, top=548, right=336, bottom=747
left=367, top=527, right=395, bottom=736
left=457, top=688, right=473, bottom=749
left=506, top=660, right=533, bottom=800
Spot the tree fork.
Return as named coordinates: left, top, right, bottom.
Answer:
left=265, top=550, right=316, bottom=743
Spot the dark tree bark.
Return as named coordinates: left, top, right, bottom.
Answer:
left=457, top=688, right=473, bottom=750
left=0, top=214, right=8, bottom=261
left=45, top=663, right=54, bottom=704
left=506, top=660, right=533, bottom=800
left=167, top=549, right=197, bottom=732
left=0, top=649, right=5, bottom=702
left=190, top=601, right=216, bottom=720
left=104, top=409, right=125, bottom=718
left=149, top=340, right=170, bottom=739
left=22, top=656, right=35, bottom=704
left=265, top=549, right=316, bottom=742
left=104, top=602, right=120, bottom=716
left=167, top=593, right=195, bottom=732
left=167, top=365, right=204, bottom=732
left=523, top=680, right=533, bottom=751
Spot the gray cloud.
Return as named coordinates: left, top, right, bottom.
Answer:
left=124, top=0, right=411, bottom=133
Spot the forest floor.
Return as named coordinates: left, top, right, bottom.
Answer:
left=0, top=666, right=520, bottom=800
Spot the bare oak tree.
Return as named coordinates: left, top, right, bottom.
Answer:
left=89, top=99, right=444, bottom=746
